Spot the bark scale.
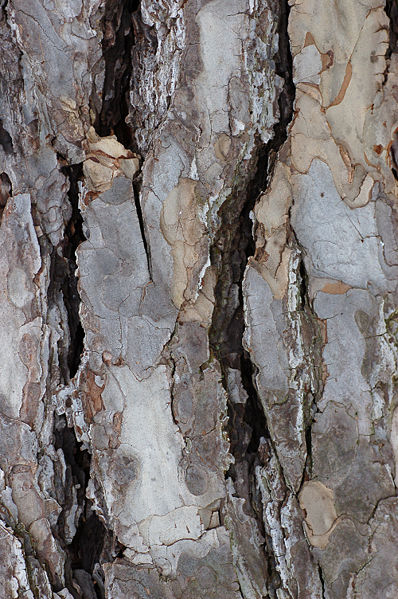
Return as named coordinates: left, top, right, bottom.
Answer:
left=0, top=1, right=397, bottom=598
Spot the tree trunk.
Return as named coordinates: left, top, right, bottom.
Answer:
left=0, top=1, right=397, bottom=597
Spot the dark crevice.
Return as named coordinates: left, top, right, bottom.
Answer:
left=209, top=142, right=265, bottom=462
left=209, top=153, right=268, bottom=528
left=95, top=0, right=139, bottom=149
left=47, top=164, right=104, bottom=596
left=210, top=0, right=295, bottom=593
left=133, top=175, right=152, bottom=278
left=318, top=564, right=326, bottom=599
left=385, top=1, right=398, bottom=181
left=95, top=1, right=152, bottom=276
left=54, top=416, right=106, bottom=599
left=298, top=255, right=314, bottom=479
left=298, top=257, right=308, bottom=308
left=0, top=170, right=11, bottom=223
left=51, top=4, right=142, bottom=596
left=264, top=0, right=295, bottom=178
left=208, top=3, right=296, bottom=596
left=210, top=0, right=295, bottom=494
left=58, top=163, right=85, bottom=379
left=0, top=118, right=13, bottom=153
left=385, top=0, right=398, bottom=58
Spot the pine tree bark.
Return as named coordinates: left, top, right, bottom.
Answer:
left=0, top=1, right=397, bottom=598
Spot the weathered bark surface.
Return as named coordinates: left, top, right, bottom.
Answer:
left=0, top=1, right=397, bottom=597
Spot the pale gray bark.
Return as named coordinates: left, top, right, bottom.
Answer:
left=0, top=1, right=397, bottom=598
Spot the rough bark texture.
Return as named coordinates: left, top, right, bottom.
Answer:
left=0, top=1, right=397, bottom=598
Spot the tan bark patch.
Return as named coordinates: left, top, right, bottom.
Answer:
left=304, top=31, right=315, bottom=47
left=299, top=481, right=338, bottom=549
left=83, top=127, right=140, bottom=192
left=328, top=61, right=352, bottom=108
left=320, top=281, right=352, bottom=295
left=81, top=369, right=105, bottom=421
left=160, top=178, right=206, bottom=308
left=214, top=133, right=231, bottom=161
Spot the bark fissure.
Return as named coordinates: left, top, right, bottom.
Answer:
left=133, top=175, right=152, bottom=279
left=53, top=6, right=146, bottom=596
left=211, top=0, right=296, bottom=470
left=318, top=565, right=326, bottom=599
left=385, top=0, right=398, bottom=58
left=209, top=0, right=297, bottom=592
left=48, top=161, right=106, bottom=597
left=209, top=143, right=266, bottom=480
left=95, top=0, right=139, bottom=149
left=95, top=1, right=151, bottom=277
left=0, top=171, right=11, bottom=223
left=296, top=252, right=315, bottom=487
left=59, top=164, right=86, bottom=380
left=386, top=0, right=398, bottom=181
left=54, top=416, right=106, bottom=599
left=0, top=118, right=13, bottom=153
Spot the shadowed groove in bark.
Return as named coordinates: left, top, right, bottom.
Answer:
left=48, top=164, right=106, bottom=597
left=54, top=416, right=106, bottom=599
left=298, top=253, right=314, bottom=478
left=210, top=0, right=296, bottom=459
left=385, top=1, right=398, bottom=181
left=59, top=164, right=85, bottom=380
left=95, top=0, right=139, bottom=149
left=210, top=0, right=295, bottom=485
left=53, top=5, right=142, bottom=596
left=209, top=0, right=295, bottom=593
left=385, top=0, right=398, bottom=58
left=0, top=171, right=11, bottom=223
left=95, top=0, right=151, bottom=278
left=318, top=565, right=326, bottom=599
left=133, top=174, right=153, bottom=278
left=0, top=118, right=13, bottom=153
left=209, top=142, right=267, bottom=495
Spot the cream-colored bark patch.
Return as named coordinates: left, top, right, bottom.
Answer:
left=299, top=481, right=338, bottom=549
left=316, top=279, right=352, bottom=296
left=252, top=162, right=292, bottom=299
left=179, top=265, right=217, bottom=325
left=214, top=133, right=232, bottom=161
left=160, top=178, right=206, bottom=309
left=83, top=127, right=140, bottom=193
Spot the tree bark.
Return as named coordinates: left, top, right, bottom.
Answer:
left=0, top=1, right=397, bottom=598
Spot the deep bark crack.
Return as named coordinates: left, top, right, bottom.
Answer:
left=54, top=416, right=106, bottom=599
left=48, top=164, right=106, bottom=597
left=0, top=118, right=13, bottom=153
left=133, top=174, right=152, bottom=279
left=318, top=564, right=326, bottom=599
left=59, top=163, right=86, bottom=380
left=209, top=0, right=296, bottom=593
left=0, top=171, right=11, bottom=224
left=95, top=0, right=139, bottom=149
left=53, top=5, right=144, bottom=597
left=385, top=0, right=398, bottom=59
left=94, top=1, right=151, bottom=279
